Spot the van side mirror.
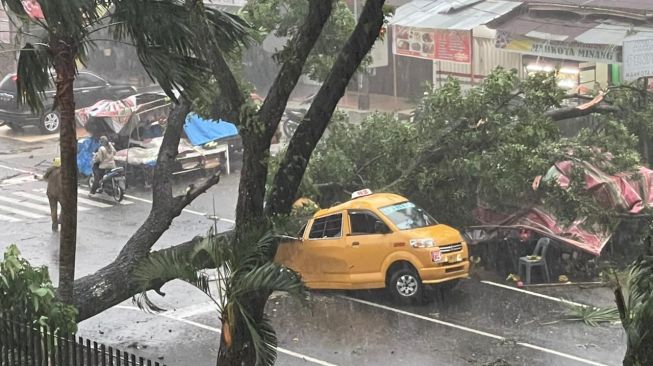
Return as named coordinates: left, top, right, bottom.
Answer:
left=374, top=221, right=390, bottom=234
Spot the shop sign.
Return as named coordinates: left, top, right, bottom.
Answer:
left=495, top=31, right=620, bottom=63
left=623, top=37, right=653, bottom=81
left=393, top=25, right=471, bottom=64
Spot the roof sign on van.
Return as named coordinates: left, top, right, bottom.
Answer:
left=351, top=189, right=373, bottom=199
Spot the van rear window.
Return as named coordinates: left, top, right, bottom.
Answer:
left=309, top=213, right=342, bottom=239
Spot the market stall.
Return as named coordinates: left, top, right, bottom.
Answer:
left=75, top=93, right=238, bottom=186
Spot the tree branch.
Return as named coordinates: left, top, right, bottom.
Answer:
left=71, top=99, right=224, bottom=320
left=256, top=0, right=333, bottom=141
left=73, top=231, right=232, bottom=321
left=266, top=0, right=387, bottom=215
left=150, top=98, right=190, bottom=210
left=545, top=104, right=621, bottom=121
left=173, top=171, right=222, bottom=211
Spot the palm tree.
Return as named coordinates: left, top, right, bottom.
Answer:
left=133, top=228, right=309, bottom=366
left=1, top=0, right=249, bottom=304
left=615, top=252, right=653, bottom=366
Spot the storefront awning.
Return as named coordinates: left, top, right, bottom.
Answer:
left=390, top=0, right=521, bottom=63
left=492, top=13, right=653, bottom=63
left=496, top=14, right=653, bottom=46
left=390, top=0, right=522, bottom=30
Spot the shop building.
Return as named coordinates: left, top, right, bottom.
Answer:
left=487, top=0, right=653, bottom=90
left=369, top=0, right=523, bottom=98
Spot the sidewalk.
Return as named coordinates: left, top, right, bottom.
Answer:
left=287, top=83, right=415, bottom=115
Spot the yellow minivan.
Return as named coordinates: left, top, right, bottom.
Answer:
left=275, top=190, right=469, bottom=303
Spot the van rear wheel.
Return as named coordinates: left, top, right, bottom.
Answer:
left=388, top=267, right=423, bottom=305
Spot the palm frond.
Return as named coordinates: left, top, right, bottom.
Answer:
left=109, top=0, right=252, bottom=100
left=231, top=262, right=309, bottom=303
left=239, top=309, right=278, bottom=366
left=233, top=230, right=277, bottom=271
left=204, top=7, right=253, bottom=51
left=16, top=42, right=52, bottom=113
left=192, top=227, right=234, bottom=270
left=563, top=305, right=620, bottom=327
left=628, top=255, right=653, bottom=303
left=132, top=246, right=211, bottom=313
left=619, top=255, right=653, bottom=352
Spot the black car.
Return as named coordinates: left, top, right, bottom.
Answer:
left=0, top=71, right=136, bottom=134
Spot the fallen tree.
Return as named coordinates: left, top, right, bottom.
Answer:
left=61, top=0, right=388, bottom=364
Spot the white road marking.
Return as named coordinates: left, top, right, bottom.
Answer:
left=121, top=192, right=235, bottom=223
left=1, top=163, right=230, bottom=221
left=161, top=302, right=219, bottom=320
left=0, top=213, right=21, bottom=222
left=14, top=191, right=113, bottom=209
left=1, top=175, right=37, bottom=186
left=480, top=280, right=589, bottom=308
left=341, top=296, right=607, bottom=366
left=76, top=188, right=133, bottom=205
left=0, top=163, right=33, bottom=174
left=0, top=203, right=44, bottom=219
left=74, top=195, right=114, bottom=208
left=114, top=305, right=338, bottom=366
left=0, top=195, right=89, bottom=212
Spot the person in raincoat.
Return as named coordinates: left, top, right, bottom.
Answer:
left=89, top=136, right=116, bottom=195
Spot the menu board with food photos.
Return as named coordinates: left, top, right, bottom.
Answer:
left=393, top=25, right=472, bottom=64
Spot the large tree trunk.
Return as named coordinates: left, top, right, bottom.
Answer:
left=266, top=0, right=387, bottom=215
left=52, top=40, right=78, bottom=304
left=218, top=2, right=335, bottom=365
left=233, top=0, right=334, bottom=232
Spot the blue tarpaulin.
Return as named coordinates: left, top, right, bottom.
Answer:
left=183, top=113, right=238, bottom=146
left=77, top=137, right=100, bottom=176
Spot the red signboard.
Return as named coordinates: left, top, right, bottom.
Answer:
left=393, top=25, right=471, bottom=64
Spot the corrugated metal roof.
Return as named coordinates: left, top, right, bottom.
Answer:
left=524, top=0, right=653, bottom=13
left=494, top=12, right=653, bottom=46
left=390, top=0, right=522, bottom=30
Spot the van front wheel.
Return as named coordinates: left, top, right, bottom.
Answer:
left=388, top=267, right=423, bottom=304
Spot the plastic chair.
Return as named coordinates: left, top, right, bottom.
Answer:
left=518, top=237, right=551, bottom=285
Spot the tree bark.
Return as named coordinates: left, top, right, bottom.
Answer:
left=215, top=2, right=334, bottom=365
left=72, top=99, right=222, bottom=320
left=52, top=39, right=78, bottom=304
left=234, top=0, right=334, bottom=231
left=266, top=0, right=387, bottom=216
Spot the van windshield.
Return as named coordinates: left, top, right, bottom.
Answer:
left=378, top=201, right=438, bottom=230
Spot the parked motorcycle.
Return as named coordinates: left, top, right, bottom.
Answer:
left=281, top=108, right=306, bottom=139
left=88, top=167, right=127, bottom=202
left=280, top=93, right=315, bottom=139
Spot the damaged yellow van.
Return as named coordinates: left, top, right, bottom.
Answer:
left=275, top=190, right=469, bottom=303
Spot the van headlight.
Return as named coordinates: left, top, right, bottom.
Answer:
left=410, top=238, right=435, bottom=248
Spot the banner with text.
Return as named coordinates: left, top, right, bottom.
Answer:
left=623, top=37, right=653, bottom=81
left=393, top=26, right=471, bottom=64
left=495, top=31, right=620, bottom=64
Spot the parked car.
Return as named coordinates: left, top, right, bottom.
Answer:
left=0, top=71, right=136, bottom=134
left=275, top=189, right=470, bottom=303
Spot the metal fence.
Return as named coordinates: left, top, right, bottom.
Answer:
left=0, top=312, right=166, bottom=366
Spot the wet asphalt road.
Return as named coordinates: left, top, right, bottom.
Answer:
left=0, top=128, right=627, bottom=366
